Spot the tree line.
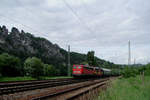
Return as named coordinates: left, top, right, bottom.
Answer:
left=0, top=51, right=119, bottom=79
left=0, top=53, right=64, bottom=79
left=121, top=64, right=150, bottom=78
left=0, top=51, right=130, bottom=79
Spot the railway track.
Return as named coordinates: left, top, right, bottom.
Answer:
left=0, top=78, right=73, bottom=87
left=0, top=78, right=99, bottom=95
left=31, top=78, right=110, bottom=100
left=0, top=77, right=115, bottom=100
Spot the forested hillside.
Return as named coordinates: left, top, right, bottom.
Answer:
left=0, top=25, right=119, bottom=76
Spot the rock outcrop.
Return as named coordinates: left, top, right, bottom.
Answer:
left=0, top=25, right=65, bottom=65
left=0, top=25, right=116, bottom=68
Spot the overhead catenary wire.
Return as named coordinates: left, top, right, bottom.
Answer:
left=18, top=0, right=95, bottom=36
left=0, top=13, right=49, bottom=38
left=1, top=0, right=94, bottom=38
left=82, top=0, right=91, bottom=14
left=16, top=0, right=35, bottom=15
left=0, top=0, right=97, bottom=48
left=62, top=0, right=94, bottom=34
left=0, top=13, right=71, bottom=49
left=11, top=0, right=72, bottom=46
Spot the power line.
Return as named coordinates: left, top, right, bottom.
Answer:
left=0, top=1, right=50, bottom=37
left=0, top=13, right=72, bottom=48
left=17, top=0, right=34, bottom=13
left=82, top=0, right=91, bottom=14
left=16, top=0, right=39, bottom=19
left=19, top=0, right=95, bottom=36
left=18, top=0, right=95, bottom=36
left=0, top=0, right=96, bottom=48
left=62, top=0, right=94, bottom=34
left=0, top=13, right=48, bottom=37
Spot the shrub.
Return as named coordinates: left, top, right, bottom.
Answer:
left=0, top=53, right=22, bottom=76
left=43, top=64, right=56, bottom=76
left=24, top=57, right=44, bottom=79
left=145, top=64, right=150, bottom=76
left=137, top=64, right=150, bottom=76
left=122, top=67, right=138, bottom=78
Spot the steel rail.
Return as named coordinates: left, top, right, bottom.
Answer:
left=31, top=78, right=109, bottom=100
left=0, top=78, right=97, bottom=95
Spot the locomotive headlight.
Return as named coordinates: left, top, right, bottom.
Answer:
left=78, top=66, right=81, bottom=69
left=77, top=71, right=81, bottom=73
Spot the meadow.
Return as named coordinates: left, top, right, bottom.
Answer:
left=98, top=75, right=150, bottom=100
left=0, top=76, right=72, bottom=82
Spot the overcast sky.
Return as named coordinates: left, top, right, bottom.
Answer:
left=0, top=0, right=150, bottom=64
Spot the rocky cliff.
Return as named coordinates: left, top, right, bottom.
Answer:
left=0, top=25, right=65, bottom=65
left=0, top=25, right=116, bottom=68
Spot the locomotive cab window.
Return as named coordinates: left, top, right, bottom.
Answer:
left=73, top=66, right=76, bottom=69
left=78, top=66, right=81, bottom=69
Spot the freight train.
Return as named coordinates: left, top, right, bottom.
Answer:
left=72, top=65, right=112, bottom=77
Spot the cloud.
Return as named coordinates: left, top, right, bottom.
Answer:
left=0, top=0, right=150, bottom=64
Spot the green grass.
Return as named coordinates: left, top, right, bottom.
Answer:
left=41, top=76, right=73, bottom=80
left=0, top=76, right=73, bottom=82
left=98, top=76, right=150, bottom=100
left=0, top=76, right=36, bottom=82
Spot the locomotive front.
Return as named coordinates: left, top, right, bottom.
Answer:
left=72, top=65, right=83, bottom=77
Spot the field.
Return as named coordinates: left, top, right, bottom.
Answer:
left=98, top=76, right=150, bottom=100
left=0, top=76, right=73, bottom=82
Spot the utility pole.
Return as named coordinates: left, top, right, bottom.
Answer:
left=68, top=45, right=71, bottom=76
left=134, top=58, right=136, bottom=65
left=128, top=40, right=131, bottom=66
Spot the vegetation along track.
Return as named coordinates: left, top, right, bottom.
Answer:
left=0, top=78, right=100, bottom=95
left=31, top=77, right=111, bottom=100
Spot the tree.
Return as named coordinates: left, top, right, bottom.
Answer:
left=121, top=67, right=138, bottom=78
left=87, top=51, right=98, bottom=66
left=43, top=64, right=56, bottom=76
left=58, top=64, right=67, bottom=76
left=0, top=53, right=22, bottom=76
left=81, top=61, right=88, bottom=65
left=144, top=63, right=150, bottom=75
left=24, top=57, right=44, bottom=78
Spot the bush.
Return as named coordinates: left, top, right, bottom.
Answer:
left=0, top=53, right=22, bottom=76
left=144, top=64, right=150, bottom=76
left=24, top=57, right=44, bottom=79
left=121, top=67, right=138, bottom=78
left=43, top=64, right=56, bottom=76
left=137, top=64, right=150, bottom=76
left=111, top=69, right=120, bottom=76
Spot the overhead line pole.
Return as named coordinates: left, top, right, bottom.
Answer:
left=128, top=40, right=131, bottom=66
left=68, top=45, right=71, bottom=76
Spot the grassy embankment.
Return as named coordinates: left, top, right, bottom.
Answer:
left=0, top=76, right=73, bottom=82
left=98, top=76, right=150, bottom=100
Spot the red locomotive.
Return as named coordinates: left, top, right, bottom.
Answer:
left=72, top=65, right=104, bottom=77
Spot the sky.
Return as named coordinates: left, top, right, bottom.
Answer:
left=0, top=0, right=150, bottom=64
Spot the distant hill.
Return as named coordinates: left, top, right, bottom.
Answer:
left=0, top=25, right=119, bottom=69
